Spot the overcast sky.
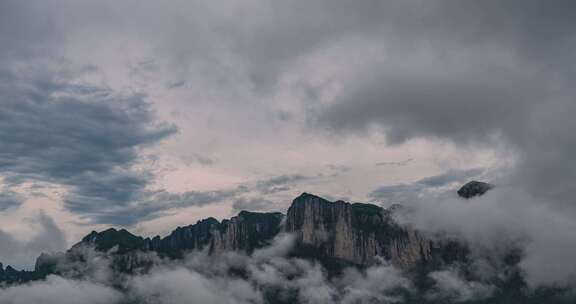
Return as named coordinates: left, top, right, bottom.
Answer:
left=1, top=0, right=575, bottom=272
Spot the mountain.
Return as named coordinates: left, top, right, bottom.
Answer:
left=0, top=263, right=43, bottom=284
left=32, top=210, right=284, bottom=274
left=0, top=183, right=485, bottom=284
left=32, top=193, right=466, bottom=276
left=6, top=181, right=573, bottom=303
left=285, top=193, right=467, bottom=270
left=457, top=180, right=494, bottom=198
left=147, top=210, right=283, bottom=257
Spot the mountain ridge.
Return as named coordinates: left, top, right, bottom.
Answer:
left=2, top=183, right=488, bottom=282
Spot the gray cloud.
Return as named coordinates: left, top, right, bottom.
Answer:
left=426, top=269, right=495, bottom=302
left=370, top=168, right=484, bottom=204
left=0, top=67, right=176, bottom=225
left=0, top=190, right=23, bottom=211
left=255, top=174, right=311, bottom=195
left=194, top=154, right=216, bottom=167
left=0, top=275, right=122, bottom=304
left=232, top=197, right=277, bottom=213
left=0, top=212, right=66, bottom=269
left=399, top=186, right=576, bottom=287
left=417, top=169, right=484, bottom=188
left=326, top=164, right=351, bottom=173
left=305, top=1, right=576, bottom=208
left=336, top=260, right=412, bottom=304
left=375, top=158, right=413, bottom=167
left=182, top=154, right=217, bottom=167
left=86, top=172, right=312, bottom=225
left=81, top=187, right=246, bottom=226
left=282, top=1, right=576, bottom=286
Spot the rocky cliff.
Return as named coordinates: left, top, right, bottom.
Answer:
left=143, top=210, right=283, bottom=257
left=285, top=193, right=464, bottom=269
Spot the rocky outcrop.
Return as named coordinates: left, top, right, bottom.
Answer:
left=212, top=211, right=284, bottom=254
left=0, top=262, right=42, bottom=284
left=144, top=217, right=221, bottom=257
left=32, top=211, right=283, bottom=275
left=65, top=211, right=283, bottom=260
left=285, top=193, right=452, bottom=269
left=144, top=211, right=283, bottom=257
left=74, top=228, right=146, bottom=254
left=457, top=181, right=493, bottom=198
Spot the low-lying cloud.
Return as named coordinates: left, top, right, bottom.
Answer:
left=0, top=234, right=424, bottom=304
left=0, top=212, right=66, bottom=269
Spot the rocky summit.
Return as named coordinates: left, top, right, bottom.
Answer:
left=457, top=180, right=494, bottom=198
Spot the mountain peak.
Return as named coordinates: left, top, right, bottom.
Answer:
left=76, top=227, right=144, bottom=253
left=457, top=180, right=493, bottom=198
left=293, top=192, right=329, bottom=203
left=295, top=192, right=316, bottom=199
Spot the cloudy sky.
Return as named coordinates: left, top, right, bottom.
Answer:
left=1, top=0, right=575, bottom=271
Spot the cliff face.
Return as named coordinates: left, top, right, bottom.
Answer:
left=212, top=211, right=284, bottom=254
left=146, top=211, right=284, bottom=257
left=32, top=211, right=283, bottom=274
left=285, top=193, right=438, bottom=268
left=144, top=217, right=221, bottom=257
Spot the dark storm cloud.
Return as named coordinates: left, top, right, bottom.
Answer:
left=305, top=1, right=576, bottom=207
left=303, top=1, right=576, bottom=287
left=0, top=1, right=179, bottom=225
left=0, top=67, right=177, bottom=225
